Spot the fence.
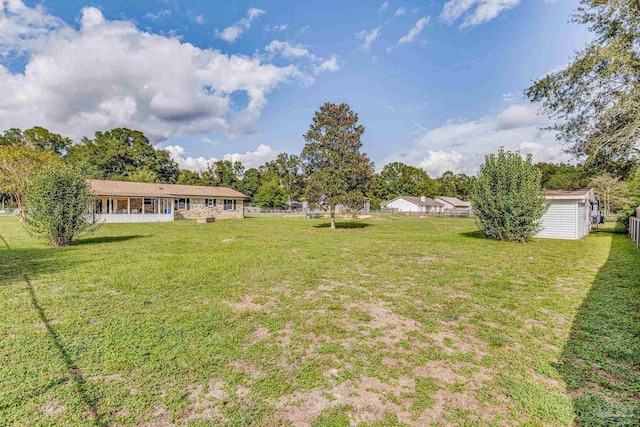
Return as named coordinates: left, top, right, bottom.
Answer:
left=630, top=217, right=640, bottom=246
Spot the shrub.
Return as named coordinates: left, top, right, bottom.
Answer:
left=25, top=164, right=98, bottom=246
left=473, top=149, right=548, bottom=242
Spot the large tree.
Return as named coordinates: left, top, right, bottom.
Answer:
left=473, top=149, right=548, bottom=242
left=374, top=162, right=437, bottom=203
left=273, top=153, right=302, bottom=208
left=67, top=128, right=179, bottom=182
left=0, top=145, right=60, bottom=221
left=301, top=102, right=374, bottom=229
left=590, top=173, right=630, bottom=215
left=527, top=0, right=640, bottom=164
left=0, top=126, right=71, bottom=156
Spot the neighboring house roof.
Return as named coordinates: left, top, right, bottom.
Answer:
left=89, top=180, right=248, bottom=199
left=544, top=188, right=594, bottom=201
left=383, top=196, right=444, bottom=207
left=436, top=196, right=472, bottom=208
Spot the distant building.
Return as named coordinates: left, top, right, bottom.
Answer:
left=89, top=180, right=247, bottom=223
left=435, top=196, right=472, bottom=211
left=381, top=196, right=444, bottom=213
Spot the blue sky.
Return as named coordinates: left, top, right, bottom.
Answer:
left=1, top=0, right=591, bottom=175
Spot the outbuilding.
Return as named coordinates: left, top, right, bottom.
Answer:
left=536, top=188, right=595, bottom=240
left=381, top=196, right=445, bottom=213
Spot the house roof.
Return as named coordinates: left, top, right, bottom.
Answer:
left=383, top=196, right=445, bottom=207
left=435, top=196, right=472, bottom=207
left=544, top=188, right=594, bottom=201
left=89, top=180, right=248, bottom=199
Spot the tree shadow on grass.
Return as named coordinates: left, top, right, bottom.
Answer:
left=460, top=230, right=486, bottom=239
left=73, top=235, right=149, bottom=245
left=314, top=222, right=372, bottom=229
left=22, top=274, right=104, bottom=426
left=559, top=230, right=640, bottom=425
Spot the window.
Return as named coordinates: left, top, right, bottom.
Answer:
left=224, top=199, right=236, bottom=210
left=205, top=198, right=217, bottom=207
left=174, top=198, right=190, bottom=210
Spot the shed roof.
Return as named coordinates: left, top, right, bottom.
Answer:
left=435, top=196, right=472, bottom=207
left=384, top=196, right=444, bottom=207
left=544, top=188, right=594, bottom=200
left=89, top=180, right=248, bottom=199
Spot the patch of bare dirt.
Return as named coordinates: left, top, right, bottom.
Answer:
left=345, top=300, right=422, bottom=347
left=41, top=398, right=67, bottom=417
left=229, top=359, right=263, bottom=379
left=428, top=330, right=490, bottom=360
left=138, top=404, right=173, bottom=426
left=247, top=324, right=270, bottom=347
left=184, top=380, right=227, bottom=421
left=418, top=255, right=438, bottom=263
left=219, top=238, right=234, bottom=243
left=88, top=373, right=123, bottom=383
left=227, top=295, right=268, bottom=311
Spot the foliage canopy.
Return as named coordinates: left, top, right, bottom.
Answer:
left=473, top=149, right=548, bottom=242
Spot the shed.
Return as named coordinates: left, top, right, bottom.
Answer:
left=536, top=188, right=595, bottom=240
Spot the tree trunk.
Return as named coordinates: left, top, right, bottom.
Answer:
left=330, top=206, right=336, bottom=230
left=14, top=192, right=26, bottom=223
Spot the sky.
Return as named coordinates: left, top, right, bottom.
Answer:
left=0, top=0, right=592, bottom=176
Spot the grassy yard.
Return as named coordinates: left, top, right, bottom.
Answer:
left=0, top=215, right=638, bottom=426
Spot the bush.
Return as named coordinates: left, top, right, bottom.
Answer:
left=25, top=164, right=98, bottom=246
left=473, top=149, right=548, bottom=242
left=616, top=208, right=636, bottom=232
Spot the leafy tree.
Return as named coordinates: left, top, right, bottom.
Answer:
left=24, top=164, right=98, bottom=246
left=535, top=163, right=592, bottom=189
left=527, top=0, right=640, bottom=164
left=201, top=160, right=243, bottom=189
left=0, top=145, right=60, bottom=221
left=473, top=149, right=548, bottom=242
left=301, top=102, right=374, bottom=229
left=436, top=171, right=458, bottom=197
left=177, top=170, right=203, bottom=185
left=113, top=169, right=158, bottom=183
left=627, top=169, right=640, bottom=206
left=67, top=128, right=179, bottom=182
left=253, top=178, right=287, bottom=209
left=241, top=168, right=262, bottom=199
left=374, top=162, right=437, bottom=202
left=590, top=173, right=630, bottom=215
left=0, top=127, right=71, bottom=156
left=273, top=153, right=302, bottom=208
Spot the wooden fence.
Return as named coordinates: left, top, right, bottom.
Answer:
left=630, top=217, right=640, bottom=246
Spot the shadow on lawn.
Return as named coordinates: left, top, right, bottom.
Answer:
left=73, top=234, right=149, bottom=245
left=460, top=230, right=486, bottom=239
left=314, top=222, right=372, bottom=229
left=559, top=230, right=640, bottom=425
left=24, top=275, right=104, bottom=426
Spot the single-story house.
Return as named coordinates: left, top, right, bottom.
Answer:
left=536, top=188, right=595, bottom=240
left=435, top=196, right=472, bottom=211
left=89, top=180, right=248, bottom=223
left=381, top=196, right=445, bottom=213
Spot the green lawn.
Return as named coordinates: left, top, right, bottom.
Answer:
left=0, top=215, right=638, bottom=426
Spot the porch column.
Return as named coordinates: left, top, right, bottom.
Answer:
left=108, top=197, right=112, bottom=214
left=127, top=197, right=130, bottom=214
left=142, top=198, right=145, bottom=215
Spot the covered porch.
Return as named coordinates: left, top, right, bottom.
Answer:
left=92, top=196, right=174, bottom=223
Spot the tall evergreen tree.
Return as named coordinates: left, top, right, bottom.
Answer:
left=301, top=102, right=374, bottom=229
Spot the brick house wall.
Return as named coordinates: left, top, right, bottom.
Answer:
left=174, top=198, right=244, bottom=220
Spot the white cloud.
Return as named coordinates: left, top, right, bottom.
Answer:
left=441, top=0, right=520, bottom=28
left=0, top=2, right=306, bottom=141
left=418, top=150, right=469, bottom=177
left=216, top=8, right=265, bottom=42
left=495, top=104, right=546, bottom=130
left=394, top=7, right=406, bottom=17
left=388, top=17, right=429, bottom=51
left=266, top=24, right=288, bottom=32
left=165, top=144, right=276, bottom=170
left=382, top=103, right=568, bottom=176
left=266, top=40, right=311, bottom=58
left=194, top=14, right=205, bottom=25
left=315, top=56, right=340, bottom=74
left=265, top=40, right=340, bottom=77
left=502, top=92, right=517, bottom=101
left=355, top=27, right=381, bottom=51
left=145, top=9, right=171, bottom=20
left=379, top=2, right=390, bottom=12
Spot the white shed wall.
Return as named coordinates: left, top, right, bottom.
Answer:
left=537, top=200, right=579, bottom=240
